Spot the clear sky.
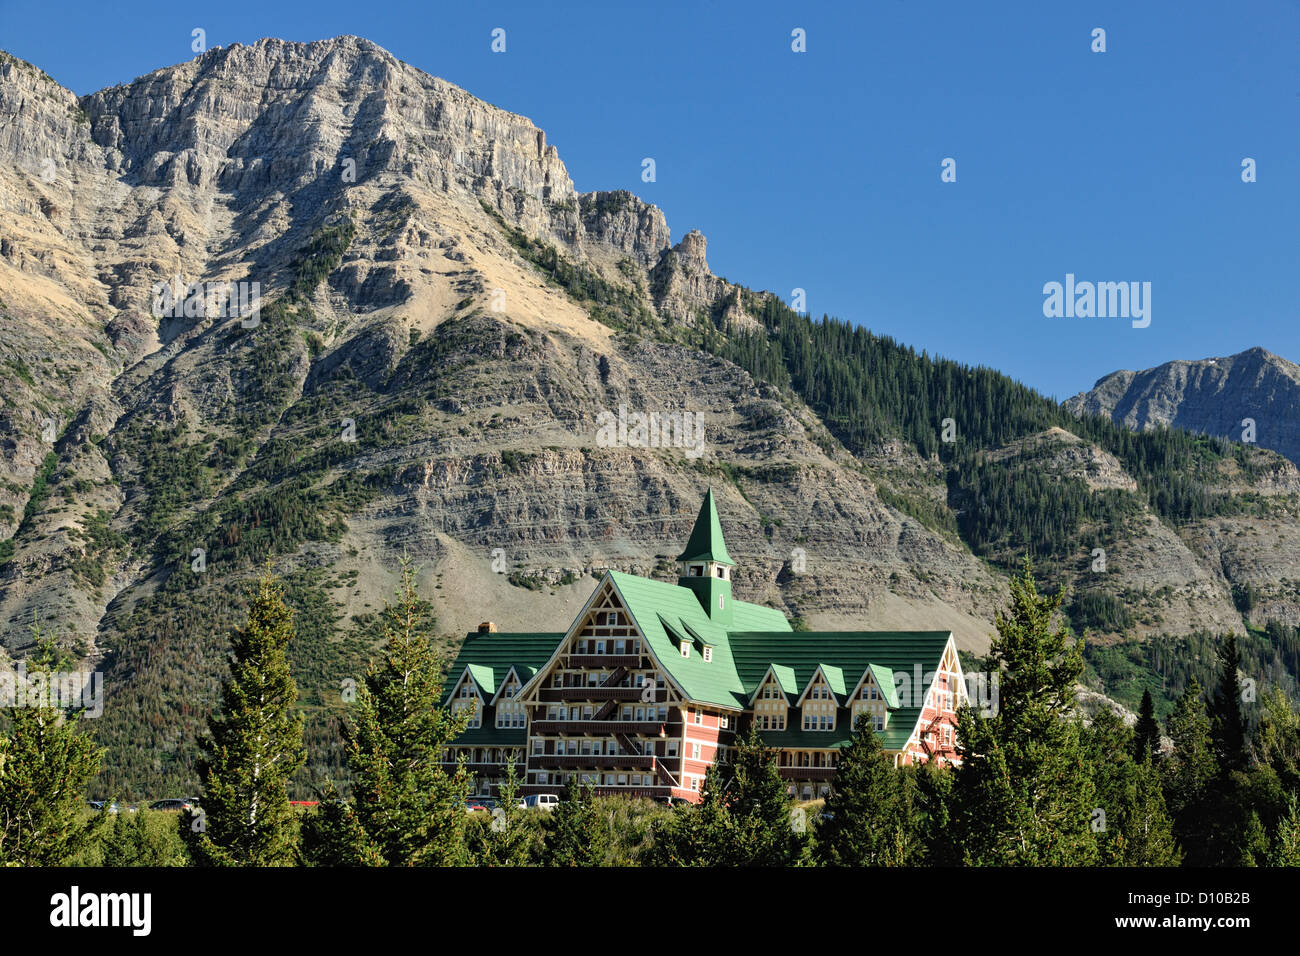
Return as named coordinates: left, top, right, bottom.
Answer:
left=1, top=0, right=1296, bottom=399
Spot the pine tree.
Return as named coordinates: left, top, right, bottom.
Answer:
left=1133, top=689, right=1161, bottom=763
left=187, top=572, right=306, bottom=866
left=1256, top=688, right=1300, bottom=795
left=814, top=713, right=914, bottom=865
left=1210, top=634, right=1247, bottom=773
left=645, top=761, right=733, bottom=866
left=298, top=781, right=383, bottom=866
left=1270, top=795, right=1300, bottom=866
left=538, top=777, right=609, bottom=866
left=0, top=628, right=104, bottom=865
left=1084, top=709, right=1180, bottom=865
left=951, top=559, right=1100, bottom=865
left=328, top=562, right=471, bottom=866
left=472, top=759, right=534, bottom=866
left=723, top=723, right=801, bottom=866
left=1161, top=678, right=1220, bottom=865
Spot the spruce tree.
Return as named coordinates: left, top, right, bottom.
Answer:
left=538, top=778, right=608, bottom=866
left=814, top=713, right=914, bottom=866
left=475, top=759, right=535, bottom=866
left=1084, top=709, right=1180, bottom=865
left=645, top=761, right=733, bottom=866
left=1210, top=634, right=1247, bottom=773
left=327, top=562, right=472, bottom=866
left=1133, top=689, right=1161, bottom=763
left=950, top=559, right=1100, bottom=865
left=188, top=572, right=306, bottom=866
left=1161, top=678, right=1220, bottom=865
left=0, top=629, right=104, bottom=865
left=1256, top=688, right=1300, bottom=795
left=724, top=722, right=801, bottom=866
left=1271, top=795, right=1300, bottom=866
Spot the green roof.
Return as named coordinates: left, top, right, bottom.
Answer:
left=607, top=570, right=784, bottom=709
left=442, top=632, right=562, bottom=705
left=676, top=488, right=736, bottom=566
left=729, top=631, right=952, bottom=749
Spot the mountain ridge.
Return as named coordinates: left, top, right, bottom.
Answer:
left=2, top=36, right=1298, bottom=794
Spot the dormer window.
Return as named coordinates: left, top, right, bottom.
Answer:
left=703, top=646, right=713, bottom=663
left=714, top=566, right=727, bottom=579
left=680, top=643, right=690, bottom=658
left=689, top=565, right=703, bottom=577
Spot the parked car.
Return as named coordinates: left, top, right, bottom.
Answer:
left=520, top=793, right=560, bottom=811
left=464, top=797, right=490, bottom=813
left=148, top=798, right=195, bottom=812
left=87, top=800, right=118, bottom=814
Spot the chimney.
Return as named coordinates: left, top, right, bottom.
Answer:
left=478, top=621, right=497, bottom=634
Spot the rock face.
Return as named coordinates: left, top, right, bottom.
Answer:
left=1066, top=347, right=1300, bottom=465
left=0, top=37, right=1295, bottom=795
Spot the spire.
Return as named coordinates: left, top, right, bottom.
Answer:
left=676, top=488, right=736, bottom=566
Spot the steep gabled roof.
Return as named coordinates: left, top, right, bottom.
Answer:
left=608, top=570, right=780, bottom=709
left=441, top=632, right=562, bottom=706
left=729, top=630, right=952, bottom=749
left=675, top=488, right=736, bottom=566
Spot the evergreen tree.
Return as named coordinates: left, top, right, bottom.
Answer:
left=815, top=714, right=915, bottom=865
left=1210, top=635, right=1247, bottom=773
left=724, top=723, right=802, bottom=866
left=1084, top=709, right=1180, bottom=865
left=1255, top=688, right=1300, bottom=796
left=645, top=762, right=734, bottom=866
left=538, top=778, right=609, bottom=866
left=297, top=781, right=383, bottom=866
left=0, top=628, right=104, bottom=865
left=951, top=559, right=1100, bottom=865
left=647, top=726, right=799, bottom=866
left=326, top=562, right=472, bottom=866
left=1270, top=794, right=1300, bottom=866
left=187, top=572, right=306, bottom=866
left=1161, top=678, right=1220, bottom=865
left=1133, top=689, right=1161, bottom=763
left=472, top=759, right=535, bottom=866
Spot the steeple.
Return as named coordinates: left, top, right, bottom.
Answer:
left=677, top=488, right=734, bottom=624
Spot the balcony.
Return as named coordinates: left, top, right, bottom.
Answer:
left=532, top=754, right=657, bottom=771
left=531, top=720, right=679, bottom=736
left=538, top=687, right=664, bottom=703
left=778, top=766, right=836, bottom=782
left=566, top=654, right=642, bottom=668
left=440, top=761, right=509, bottom=775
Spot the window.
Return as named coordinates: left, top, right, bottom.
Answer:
left=715, top=566, right=726, bottom=578
left=680, top=643, right=690, bottom=658
left=703, top=646, right=713, bottom=663
left=718, top=595, right=724, bottom=610
left=694, top=710, right=703, bottom=725
left=595, top=640, right=605, bottom=654
left=691, top=743, right=701, bottom=760
left=689, top=565, right=702, bottom=577
left=691, top=777, right=701, bottom=791
left=719, top=715, right=729, bottom=729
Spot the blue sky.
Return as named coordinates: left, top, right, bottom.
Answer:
left=2, top=0, right=1296, bottom=398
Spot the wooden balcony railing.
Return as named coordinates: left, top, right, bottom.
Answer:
left=531, top=720, right=678, bottom=736
left=778, top=766, right=836, bottom=782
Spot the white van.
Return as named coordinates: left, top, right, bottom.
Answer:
left=520, top=793, right=560, bottom=811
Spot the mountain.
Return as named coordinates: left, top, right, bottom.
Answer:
left=1065, top=347, right=1300, bottom=467
left=1, top=37, right=1298, bottom=795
